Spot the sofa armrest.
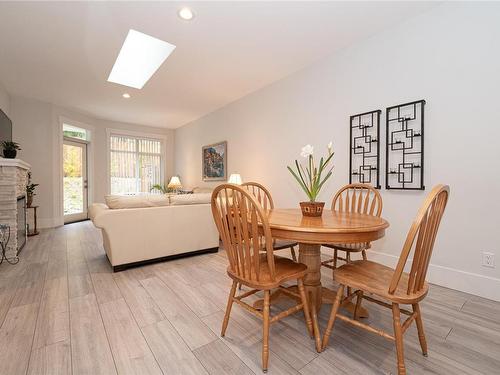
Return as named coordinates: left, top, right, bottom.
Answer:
left=89, top=203, right=109, bottom=224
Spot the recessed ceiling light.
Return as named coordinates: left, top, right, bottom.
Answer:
left=122, top=93, right=131, bottom=99
left=108, top=29, right=176, bottom=89
left=178, top=7, right=194, bottom=20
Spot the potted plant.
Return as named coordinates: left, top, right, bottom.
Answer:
left=1, top=141, right=21, bottom=159
left=26, top=172, right=39, bottom=208
left=150, top=184, right=173, bottom=194
left=287, top=142, right=334, bottom=217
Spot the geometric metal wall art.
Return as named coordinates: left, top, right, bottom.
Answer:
left=385, top=99, right=425, bottom=190
left=349, top=109, right=381, bottom=189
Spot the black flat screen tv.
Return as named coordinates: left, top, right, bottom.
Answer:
left=0, top=109, right=12, bottom=145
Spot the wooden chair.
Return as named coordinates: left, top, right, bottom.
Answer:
left=321, top=185, right=450, bottom=375
left=211, top=184, right=316, bottom=372
left=242, top=182, right=298, bottom=261
left=321, top=183, right=383, bottom=272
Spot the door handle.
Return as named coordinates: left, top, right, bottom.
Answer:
left=84, top=180, right=88, bottom=189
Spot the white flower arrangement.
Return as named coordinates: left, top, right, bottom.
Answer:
left=287, top=142, right=334, bottom=202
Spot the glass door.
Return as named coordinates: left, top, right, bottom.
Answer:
left=63, top=139, right=88, bottom=223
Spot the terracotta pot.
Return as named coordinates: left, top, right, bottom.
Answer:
left=299, top=201, right=325, bottom=217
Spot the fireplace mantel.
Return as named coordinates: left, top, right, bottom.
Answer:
left=0, top=158, right=31, bottom=170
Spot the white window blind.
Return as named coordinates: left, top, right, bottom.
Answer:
left=109, top=134, right=163, bottom=195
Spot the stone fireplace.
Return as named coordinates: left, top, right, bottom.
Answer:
left=0, top=158, right=30, bottom=257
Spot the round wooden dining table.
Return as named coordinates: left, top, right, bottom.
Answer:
left=258, top=208, right=389, bottom=312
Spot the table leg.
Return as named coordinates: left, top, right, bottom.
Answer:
left=34, top=206, right=38, bottom=234
left=298, top=243, right=323, bottom=311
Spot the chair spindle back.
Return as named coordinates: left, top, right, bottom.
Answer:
left=211, top=184, right=276, bottom=283
left=242, top=182, right=274, bottom=211
left=331, top=183, right=383, bottom=217
left=389, top=185, right=450, bottom=295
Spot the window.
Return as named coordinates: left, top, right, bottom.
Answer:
left=63, top=123, right=89, bottom=141
left=109, top=133, right=163, bottom=195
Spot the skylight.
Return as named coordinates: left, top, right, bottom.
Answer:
left=107, top=29, right=176, bottom=89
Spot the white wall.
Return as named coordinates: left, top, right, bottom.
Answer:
left=11, top=95, right=175, bottom=228
left=175, top=3, right=500, bottom=301
left=11, top=97, right=54, bottom=227
left=0, top=83, right=10, bottom=116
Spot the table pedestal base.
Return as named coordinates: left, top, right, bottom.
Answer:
left=253, top=242, right=368, bottom=317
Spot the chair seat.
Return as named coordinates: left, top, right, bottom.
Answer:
left=334, top=260, right=429, bottom=304
left=273, top=239, right=298, bottom=250
left=228, top=254, right=307, bottom=289
left=322, top=242, right=369, bottom=252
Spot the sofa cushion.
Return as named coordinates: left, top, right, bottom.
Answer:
left=105, top=194, right=170, bottom=209
left=170, top=193, right=211, bottom=205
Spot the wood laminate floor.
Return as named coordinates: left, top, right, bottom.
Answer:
left=0, top=221, right=499, bottom=374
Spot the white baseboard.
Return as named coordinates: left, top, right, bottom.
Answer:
left=321, top=248, right=500, bottom=302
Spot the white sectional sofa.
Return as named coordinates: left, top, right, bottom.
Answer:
left=89, top=193, right=219, bottom=271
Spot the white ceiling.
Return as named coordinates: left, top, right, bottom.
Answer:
left=0, top=2, right=437, bottom=129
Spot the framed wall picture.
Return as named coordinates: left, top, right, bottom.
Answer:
left=202, top=141, right=227, bottom=181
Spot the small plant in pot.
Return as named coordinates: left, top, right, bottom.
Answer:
left=287, top=142, right=334, bottom=217
left=1, top=141, right=21, bottom=159
left=150, top=184, right=174, bottom=194
left=26, top=172, right=39, bottom=208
